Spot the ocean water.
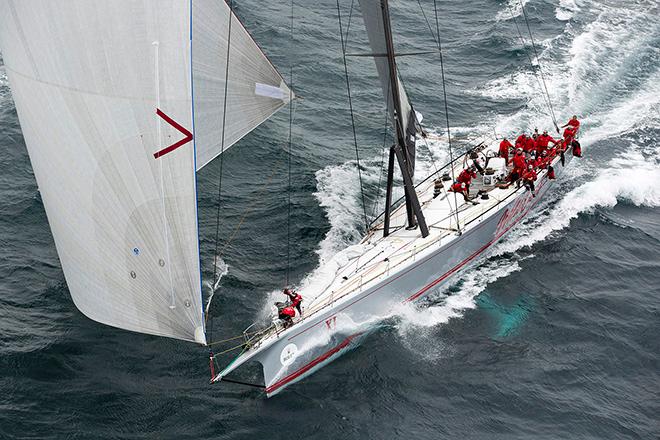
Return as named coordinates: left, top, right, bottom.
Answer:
left=1, top=0, right=658, bottom=438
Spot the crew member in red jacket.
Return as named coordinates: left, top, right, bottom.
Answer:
left=522, top=164, right=538, bottom=196
left=278, top=305, right=296, bottom=328
left=283, top=288, right=303, bottom=315
left=536, top=150, right=551, bottom=169
left=515, top=133, right=528, bottom=150
left=535, top=130, right=557, bottom=155
left=457, top=165, right=477, bottom=195
left=499, top=137, right=513, bottom=165
left=511, top=148, right=526, bottom=187
left=520, top=134, right=535, bottom=153
left=561, top=115, right=580, bottom=131
left=563, top=126, right=576, bottom=144
left=449, top=181, right=470, bottom=202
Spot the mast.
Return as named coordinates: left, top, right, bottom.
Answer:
left=380, top=0, right=428, bottom=237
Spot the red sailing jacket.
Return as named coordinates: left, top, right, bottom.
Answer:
left=512, top=153, right=526, bottom=171
left=457, top=169, right=477, bottom=184
left=280, top=306, right=295, bottom=318
left=499, top=139, right=513, bottom=156
left=524, top=137, right=536, bottom=152
left=538, top=156, right=551, bottom=169
left=450, top=182, right=466, bottom=193
left=536, top=134, right=557, bottom=148
left=567, top=118, right=580, bottom=129
left=523, top=169, right=538, bottom=182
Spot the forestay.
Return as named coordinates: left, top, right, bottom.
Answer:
left=192, top=0, right=293, bottom=170
left=358, top=0, right=419, bottom=173
left=0, top=0, right=291, bottom=344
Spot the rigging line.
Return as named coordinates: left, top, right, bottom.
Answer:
left=336, top=0, right=369, bottom=230
left=207, top=328, right=264, bottom=347
left=211, top=0, right=234, bottom=292
left=217, top=377, right=266, bottom=389
left=372, top=84, right=390, bottom=220
left=211, top=102, right=299, bottom=276
left=416, top=0, right=437, bottom=44
left=217, top=154, right=289, bottom=258
left=506, top=2, right=554, bottom=129
left=518, top=0, right=559, bottom=132
left=343, top=0, right=355, bottom=48
left=209, top=341, right=246, bottom=356
left=432, top=0, right=461, bottom=234
left=286, top=0, right=294, bottom=286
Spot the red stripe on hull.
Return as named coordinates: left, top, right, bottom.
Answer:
left=406, top=191, right=541, bottom=301
left=265, top=332, right=363, bottom=394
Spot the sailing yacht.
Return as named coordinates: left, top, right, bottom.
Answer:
left=0, top=0, right=578, bottom=397
left=211, top=0, right=578, bottom=395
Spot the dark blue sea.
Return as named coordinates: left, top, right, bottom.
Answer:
left=1, top=0, right=658, bottom=438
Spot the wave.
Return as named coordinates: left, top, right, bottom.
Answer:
left=495, top=0, right=531, bottom=22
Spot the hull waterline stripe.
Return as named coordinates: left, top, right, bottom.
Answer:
left=406, top=190, right=542, bottom=302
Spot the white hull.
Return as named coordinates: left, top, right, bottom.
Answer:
left=215, top=140, right=576, bottom=396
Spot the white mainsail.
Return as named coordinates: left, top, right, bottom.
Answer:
left=0, top=0, right=290, bottom=344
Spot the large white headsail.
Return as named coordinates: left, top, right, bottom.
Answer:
left=0, top=1, right=205, bottom=343
left=192, top=0, right=293, bottom=170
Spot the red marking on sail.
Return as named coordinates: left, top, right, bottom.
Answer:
left=153, top=108, right=193, bottom=159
